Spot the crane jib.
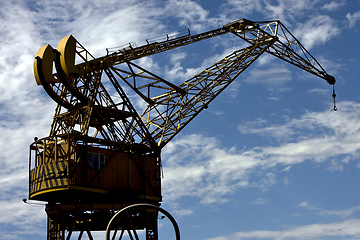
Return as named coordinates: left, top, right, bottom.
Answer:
left=33, top=18, right=336, bottom=147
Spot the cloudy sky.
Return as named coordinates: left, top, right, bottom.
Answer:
left=1, top=0, right=360, bottom=239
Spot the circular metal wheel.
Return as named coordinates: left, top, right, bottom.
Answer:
left=105, top=204, right=180, bottom=240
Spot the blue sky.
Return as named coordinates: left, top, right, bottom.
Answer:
left=1, top=0, right=360, bottom=239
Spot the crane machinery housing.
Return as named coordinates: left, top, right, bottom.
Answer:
left=29, top=18, right=336, bottom=240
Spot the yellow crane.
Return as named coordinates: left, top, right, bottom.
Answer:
left=29, top=19, right=336, bottom=240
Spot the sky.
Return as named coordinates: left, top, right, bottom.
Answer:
left=1, top=0, right=360, bottom=239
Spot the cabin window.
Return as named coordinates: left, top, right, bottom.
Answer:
left=88, top=152, right=105, bottom=170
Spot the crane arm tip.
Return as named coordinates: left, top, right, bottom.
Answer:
left=325, top=75, right=336, bottom=85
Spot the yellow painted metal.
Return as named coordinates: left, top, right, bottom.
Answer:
left=34, top=44, right=57, bottom=85
left=57, top=35, right=101, bottom=76
left=56, top=35, right=77, bottom=75
left=53, top=20, right=253, bottom=78
left=30, top=187, right=68, bottom=199
left=30, top=18, right=336, bottom=239
left=29, top=161, right=68, bottom=195
left=29, top=135, right=161, bottom=203
left=140, top=42, right=276, bottom=147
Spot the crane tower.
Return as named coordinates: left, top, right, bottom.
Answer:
left=29, top=19, right=336, bottom=240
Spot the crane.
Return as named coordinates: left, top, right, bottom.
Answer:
left=29, top=19, right=336, bottom=240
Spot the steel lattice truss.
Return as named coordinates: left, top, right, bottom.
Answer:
left=141, top=44, right=275, bottom=146
left=34, top=18, right=335, bottom=150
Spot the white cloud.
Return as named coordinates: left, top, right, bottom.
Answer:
left=263, top=0, right=319, bottom=23
left=162, top=134, right=253, bottom=204
left=322, top=1, right=344, bottom=11
left=163, top=44, right=246, bottom=84
left=244, top=66, right=292, bottom=90
left=172, top=208, right=194, bottom=217
left=162, top=101, right=360, bottom=204
left=221, top=0, right=330, bottom=27
left=251, top=172, right=277, bottom=192
left=346, top=11, right=360, bottom=28
left=293, top=15, right=340, bottom=49
left=238, top=101, right=360, bottom=142
left=281, top=166, right=291, bottom=172
left=238, top=117, right=295, bottom=140
left=164, top=0, right=211, bottom=31
left=256, top=54, right=276, bottom=66
left=283, top=176, right=290, bottom=185
left=297, top=201, right=360, bottom=218
left=170, top=52, right=187, bottom=64
left=206, top=218, right=360, bottom=240
left=327, top=158, right=344, bottom=171
left=0, top=198, right=46, bottom=238
left=252, top=198, right=268, bottom=205
left=221, top=0, right=262, bottom=17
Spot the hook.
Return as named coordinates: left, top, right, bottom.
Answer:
left=332, top=85, right=337, bottom=111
